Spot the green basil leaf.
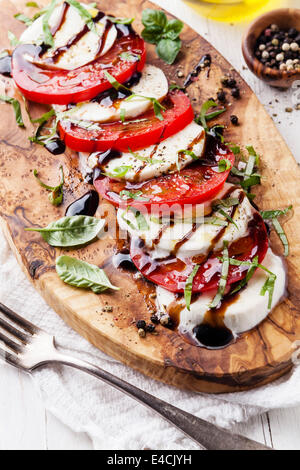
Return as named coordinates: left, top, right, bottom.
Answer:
left=33, top=165, right=64, bottom=206
left=66, top=0, right=95, bottom=32
left=141, top=28, right=159, bottom=44
left=119, top=190, right=149, bottom=202
left=119, top=52, right=140, bottom=62
left=42, top=0, right=57, bottom=47
left=169, top=83, right=185, bottom=91
left=8, top=30, right=20, bottom=46
left=129, top=207, right=149, bottom=230
left=196, top=99, right=217, bottom=131
left=240, top=174, right=261, bottom=189
left=107, top=165, right=131, bottom=178
left=163, top=19, right=183, bottom=40
left=217, top=158, right=232, bottom=172
left=107, top=16, right=134, bottom=25
left=246, top=145, right=260, bottom=165
left=25, top=215, right=104, bottom=247
left=184, top=264, right=200, bottom=311
left=272, top=218, right=289, bottom=256
left=120, top=108, right=126, bottom=123
left=0, top=95, right=24, bottom=127
left=231, top=255, right=259, bottom=295
left=260, top=273, right=276, bottom=309
left=260, top=205, right=292, bottom=220
left=210, top=241, right=229, bottom=308
left=213, top=197, right=239, bottom=209
left=30, top=108, right=55, bottom=124
left=128, top=148, right=162, bottom=165
left=56, top=255, right=119, bottom=293
left=226, top=143, right=241, bottom=155
left=26, top=2, right=39, bottom=7
left=14, top=13, right=33, bottom=25
left=156, top=37, right=181, bottom=65
left=205, top=108, right=226, bottom=121
left=142, top=9, right=167, bottom=31
left=203, top=216, right=228, bottom=227
left=178, top=149, right=198, bottom=160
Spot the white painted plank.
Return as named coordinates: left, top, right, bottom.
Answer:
left=232, top=413, right=272, bottom=448
left=45, top=411, right=93, bottom=450
left=0, top=363, right=46, bottom=450
left=267, top=407, right=300, bottom=450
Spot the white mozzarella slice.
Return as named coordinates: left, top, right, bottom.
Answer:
left=156, top=249, right=286, bottom=337
left=20, top=2, right=117, bottom=70
left=104, top=121, right=205, bottom=182
left=117, top=184, right=254, bottom=261
left=56, top=65, right=168, bottom=123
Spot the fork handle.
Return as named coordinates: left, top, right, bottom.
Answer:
left=42, top=353, right=272, bottom=451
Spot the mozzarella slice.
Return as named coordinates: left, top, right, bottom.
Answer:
left=117, top=184, right=254, bottom=261
left=20, top=1, right=117, bottom=70
left=56, top=65, right=169, bottom=123
left=102, top=121, right=205, bottom=182
left=156, top=249, right=286, bottom=337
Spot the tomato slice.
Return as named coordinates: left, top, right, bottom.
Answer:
left=58, top=90, right=194, bottom=152
left=94, top=136, right=234, bottom=210
left=130, top=212, right=269, bottom=294
left=11, top=28, right=146, bottom=105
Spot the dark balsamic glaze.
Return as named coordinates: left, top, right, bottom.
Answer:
left=65, top=190, right=99, bottom=217
left=184, top=54, right=211, bottom=88
left=45, top=138, right=66, bottom=155
left=193, top=323, right=234, bottom=349
left=92, top=72, right=141, bottom=106
left=112, top=248, right=136, bottom=272
left=0, top=55, right=12, bottom=77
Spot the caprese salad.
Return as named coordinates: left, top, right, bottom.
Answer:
left=0, top=1, right=291, bottom=349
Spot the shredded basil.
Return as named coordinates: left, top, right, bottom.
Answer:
left=260, top=205, right=292, bottom=220
left=119, top=52, right=140, bottom=62
left=33, top=165, right=64, bottom=206
left=106, top=165, right=132, bottom=178
left=178, top=149, right=198, bottom=160
left=26, top=2, right=39, bottom=7
left=272, top=218, right=289, bottom=257
left=42, top=0, right=57, bottom=47
left=169, top=83, right=185, bottom=91
left=128, top=148, right=162, bottom=165
left=8, top=31, right=19, bottom=46
left=184, top=265, right=200, bottom=311
left=0, top=95, right=24, bottom=127
left=230, top=255, right=258, bottom=295
left=14, top=13, right=33, bottom=25
left=107, top=16, right=134, bottom=25
left=210, top=241, right=229, bottom=308
left=65, top=0, right=96, bottom=33
left=218, top=158, right=232, bottom=172
left=195, top=100, right=226, bottom=131
left=119, top=190, right=149, bottom=202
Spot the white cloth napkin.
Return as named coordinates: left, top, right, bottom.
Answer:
left=1, top=229, right=300, bottom=450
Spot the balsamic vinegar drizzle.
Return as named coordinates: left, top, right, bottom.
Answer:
left=0, top=55, right=12, bottom=77
left=65, top=190, right=99, bottom=217
left=184, top=53, right=211, bottom=88
left=45, top=138, right=66, bottom=155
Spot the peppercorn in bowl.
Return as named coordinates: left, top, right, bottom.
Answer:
left=242, top=8, right=300, bottom=88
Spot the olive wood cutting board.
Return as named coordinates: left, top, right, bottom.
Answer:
left=0, top=0, right=300, bottom=393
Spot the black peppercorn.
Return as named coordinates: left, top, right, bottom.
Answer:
left=226, top=78, right=237, bottom=88
left=150, top=314, right=159, bottom=324
left=136, top=320, right=146, bottom=330
left=230, top=114, right=239, bottom=125
left=231, top=87, right=240, bottom=98
left=145, top=324, right=156, bottom=333
left=217, top=90, right=226, bottom=102
left=288, top=28, right=298, bottom=38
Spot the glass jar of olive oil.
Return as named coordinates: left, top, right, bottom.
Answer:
left=183, top=0, right=285, bottom=22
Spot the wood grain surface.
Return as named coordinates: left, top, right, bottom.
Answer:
left=0, top=0, right=300, bottom=393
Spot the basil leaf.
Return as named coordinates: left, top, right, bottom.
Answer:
left=33, top=165, right=64, bottom=206
left=246, top=145, right=260, bottom=165
left=141, top=28, right=159, bottom=44
left=65, top=0, right=95, bottom=33
left=107, top=16, right=134, bottom=25
left=213, top=197, right=239, bottom=209
left=42, top=0, right=57, bottom=47
left=163, top=19, right=183, bottom=40
left=25, top=215, right=104, bottom=247
left=210, top=241, right=229, bottom=308
left=120, top=108, right=126, bottom=123
left=119, top=190, right=149, bottom=202
left=26, top=2, right=39, bottom=6
left=14, top=13, right=33, bottom=25
left=217, top=159, right=232, bottom=172
left=130, top=208, right=149, bottom=230
left=0, top=95, right=24, bottom=127
left=260, top=205, right=292, bottom=220
left=231, top=256, right=259, bottom=295
left=184, top=265, right=200, bottom=311
left=205, top=108, right=226, bottom=121
left=272, top=218, right=289, bottom=256
left=260, top=273, right=276, bottom=309
left=203, top=216, right=228, bottom=227
left=226, top=143, right=241, bottom=155
left=128, top=148, right=162, bottom=165
left=179, top=149, right=198, bottom=160
left=169, top=83, right=185, bottom=91
left=107, top=165, right=131, bottom=178
left=119, top=52, right=140, bottom=62
left=8, top=30, right=19, bottom=46
left=30, top=108, right=55, bottom=124
left=240, top=174, right=261, bottom=189
left=142, top=9, right=167, bottom=31
left=196, top=100, right=217, bottom=131
left=56, top=255, right=119, bottom=293
left=156, top=37, right=181, bottom=65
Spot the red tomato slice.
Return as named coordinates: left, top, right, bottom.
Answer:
left=11, top=29, right=146, bottom=105
left=130, top=212, right=269, bottom=294
left=94, top=136, right=235, bottom=210
left=58, top=90, right=194, bottom=152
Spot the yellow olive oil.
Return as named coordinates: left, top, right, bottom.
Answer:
left=183, top=0, right=285, bottom=22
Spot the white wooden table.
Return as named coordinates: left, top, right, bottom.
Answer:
left=0, top=0, right=300, bottom=450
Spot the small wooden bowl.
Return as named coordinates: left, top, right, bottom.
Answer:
left=242, top=8, right=300, bottom=88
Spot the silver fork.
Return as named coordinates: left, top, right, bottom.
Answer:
left=0, top=301, right=272, bottom=451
